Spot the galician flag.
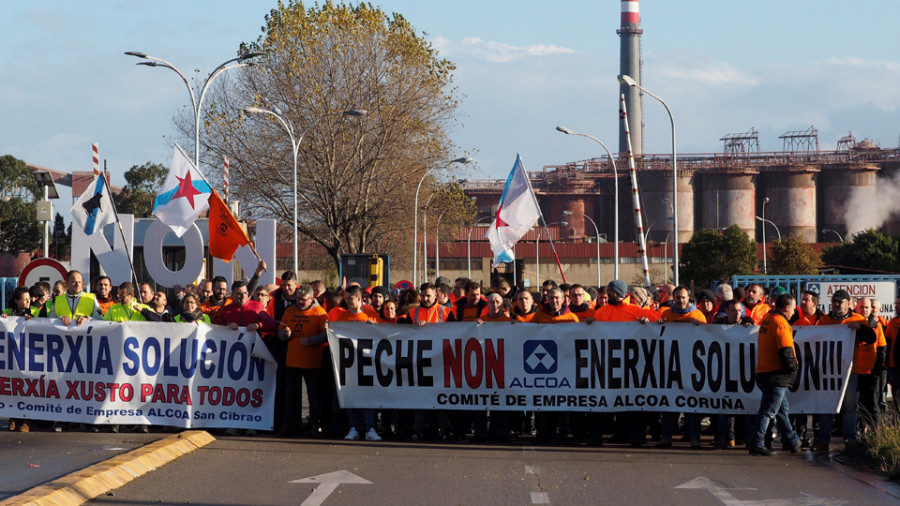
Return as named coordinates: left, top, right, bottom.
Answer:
left=486, top=154, right=543, bottom=266
left=153, top=145, right=213, bottom=237
left=71, top=173, right=116, bottom=235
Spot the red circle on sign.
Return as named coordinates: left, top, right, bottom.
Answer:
left=393, top=279, right=414, bottom=291
left=18, top=258, right=68, bottom=288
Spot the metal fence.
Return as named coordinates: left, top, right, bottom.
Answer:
left=0, top=277, right=19, bottom=312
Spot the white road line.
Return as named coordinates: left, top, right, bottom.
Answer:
left=524, top=466, right=541, bottom=475
left=530, top=491, right=550, bottom=504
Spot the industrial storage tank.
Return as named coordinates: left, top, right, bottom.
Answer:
left=756, top=165, right=819, bottom=243
left=638, top=167, right=694, bottom=243
left=817, top=163, right=880, bottom=241
left=696, top=167, right=758, bottom=237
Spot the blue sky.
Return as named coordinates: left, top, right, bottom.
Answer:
left=3, top=1, right=900, bottom=209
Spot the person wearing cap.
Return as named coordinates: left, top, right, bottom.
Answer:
left=370, top=286, right=390, bottom=315
left=750, top=292, right=802, bottom=456
left=591, top=280, right=650, bottom=447
left=812, top=289, right=878, bottom=452
left=696, top=289, right=717, bottom=323
left=593, top=280, right=649, bottom=323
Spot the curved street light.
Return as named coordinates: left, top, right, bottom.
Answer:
left=125, top=51, right=264, bottom=169
left=467, top=216, right=494, bottom=279
left=562, top=210, right=601, bottom=288
left=556, top=126, right=619, bottom=280
left=414, top=157, right=472, bottom=287
left=822, top=228, right=844, bottom=244
left=242, top=107, right=368, bottom=275
left=618, top=74, right=679, bottom=286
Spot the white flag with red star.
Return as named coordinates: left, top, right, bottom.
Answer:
left=486, top=154, right=543, bottom=266
left=152, top=145, right=213, bottom=237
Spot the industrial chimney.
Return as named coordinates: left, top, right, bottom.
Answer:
left=617, top=0, right=642, bottom=155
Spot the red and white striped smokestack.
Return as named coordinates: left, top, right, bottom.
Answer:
left=621, top=0, right=639, bottom=27
left=618, top=0, right=642, bottom=155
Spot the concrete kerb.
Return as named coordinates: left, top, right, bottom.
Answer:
left=0, top=430, right=215, bottom=506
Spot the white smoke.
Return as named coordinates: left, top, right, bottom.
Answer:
left=844, top=170, right=900, bottom=237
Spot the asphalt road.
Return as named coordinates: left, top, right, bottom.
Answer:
left=82, top=436, right=900, bottom=506
left=0, top=425, right=163, bottom=501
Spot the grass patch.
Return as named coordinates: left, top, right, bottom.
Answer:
left=847, top=409, right=900, bottom=480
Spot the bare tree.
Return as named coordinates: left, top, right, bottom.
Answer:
left=194, top=2, right=464, bottom=272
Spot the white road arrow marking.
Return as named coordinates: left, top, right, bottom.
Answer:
left=676, top=477, right=846, bottom=505
left=290, top=470, right=372, bottom=506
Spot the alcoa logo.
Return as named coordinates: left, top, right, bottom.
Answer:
left=524, top=340, right=557, bottom=374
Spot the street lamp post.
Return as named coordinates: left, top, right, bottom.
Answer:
left=414, top=157, right=472, bottom=287
left=617, top=75, right=679, bottom=286
left=756, top=216, right=781, bottom=241
left=822, top=228, right=844, bottom=244
left=435, top=212, right=445, bottom=280
left=125, top=51, right=264, bottom=170
left=760, top=197, right=770, bottom=274
left=563, top=210, right=601, bottom=287
left=556, top=126, right=619, bottom=279
left=663, top=233, right=671, bottom=283
left=243, top=107, right=368, bottom=276
left=536, top=221, right=567, bottom=286
left=467, top=216, right=493, bottom=279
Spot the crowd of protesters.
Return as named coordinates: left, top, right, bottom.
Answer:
left=3, top=265, right=896, bottom=456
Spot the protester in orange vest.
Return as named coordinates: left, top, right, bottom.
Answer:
left=856, top=297, right=888, bottom=430
left=513, top=290, right=539, bottom=322
left=743, top=284, right=770, bottom=324
left=590, top=280, right=650, bottom=447
left=479, top=293, right=512, bottom=322
left=749, top=293, right=802, bottom=456
left=532, top=287, right=577, bottom=445
left=277, top=285, right=328, bottom=438
left=329, top=286, right=382, bottom=442
left=399, top=283, right=454, bottom=324
left=812, top=289, right=878, bottom=452
left=657, top=286, right=706, bottom=449
left=567, top=284, right=595, bottom=321
left=886, top=296, right=900, bottom=416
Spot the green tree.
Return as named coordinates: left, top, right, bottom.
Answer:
left=113, top=162, right=168, bottom=217
left=50, top=212, right=71, bottom=260
left=0, top=154, right=40, bottom=201
left=196, top=1, right=461, bottom=271
left=769, top=234, right=823, bottom=275
left=0, top=197, right=40, bottom=254
left=0, top=154, right=41, bottom=254
left=680, top=225, right=757, bottom=289
left=821, top=229, right=900, bottom=273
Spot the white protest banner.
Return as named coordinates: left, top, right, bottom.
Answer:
left=328, top=321, right=855, bottom=415
left=0, top=317, right=276, bottom=429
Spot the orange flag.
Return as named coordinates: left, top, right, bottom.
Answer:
left=208, top=189, right=251, bottom=262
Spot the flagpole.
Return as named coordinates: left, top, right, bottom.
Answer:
left=102, top=162, right=140, bottom=287
left=539, top=217, right=567, bottom=283
left=620, top=94, right=651, bottom=286
left=521, top=155, right=566, bottom=283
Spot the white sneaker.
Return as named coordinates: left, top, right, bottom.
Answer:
left=365, top=428, right=382, bottom=441
left=345, top=428, right=360, bottom=440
